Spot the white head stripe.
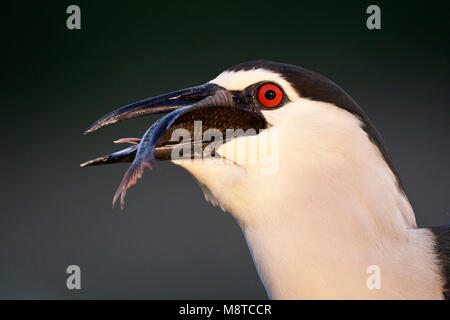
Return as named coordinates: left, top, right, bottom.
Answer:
left=210, top=69, right=301, bottom=101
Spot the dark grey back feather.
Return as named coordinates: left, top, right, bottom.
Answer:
left=430, top=225, right=450, bottom=299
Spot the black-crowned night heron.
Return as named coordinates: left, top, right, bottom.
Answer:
left=82, top=60, right=449, bottom=299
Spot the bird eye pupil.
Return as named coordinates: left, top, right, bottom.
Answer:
left=265, top=90, right=276, bottom=100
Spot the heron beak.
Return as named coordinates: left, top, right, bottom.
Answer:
left=80, top=83, right=229, bottom=167
left=81, top=82, right=266, bottom=208
left=83, top=83, right=224, bottom=134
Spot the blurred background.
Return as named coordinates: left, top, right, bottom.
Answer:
left=1, top=1, right=449, bottom=299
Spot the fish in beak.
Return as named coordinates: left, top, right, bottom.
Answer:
left=81, top=83, right=266, bottom=209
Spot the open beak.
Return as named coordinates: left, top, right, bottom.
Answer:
left=81, top=82, right=266, bottom=208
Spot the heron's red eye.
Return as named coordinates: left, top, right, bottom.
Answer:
left=257, top=83, right=283, bottom=108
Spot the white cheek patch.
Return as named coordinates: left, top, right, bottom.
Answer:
left=210, top=69, right=301, bottom=101
left=215, top=127, right=280, bottom=175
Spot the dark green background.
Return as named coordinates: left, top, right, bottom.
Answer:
left=2, top=1, right=449, bottom=298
